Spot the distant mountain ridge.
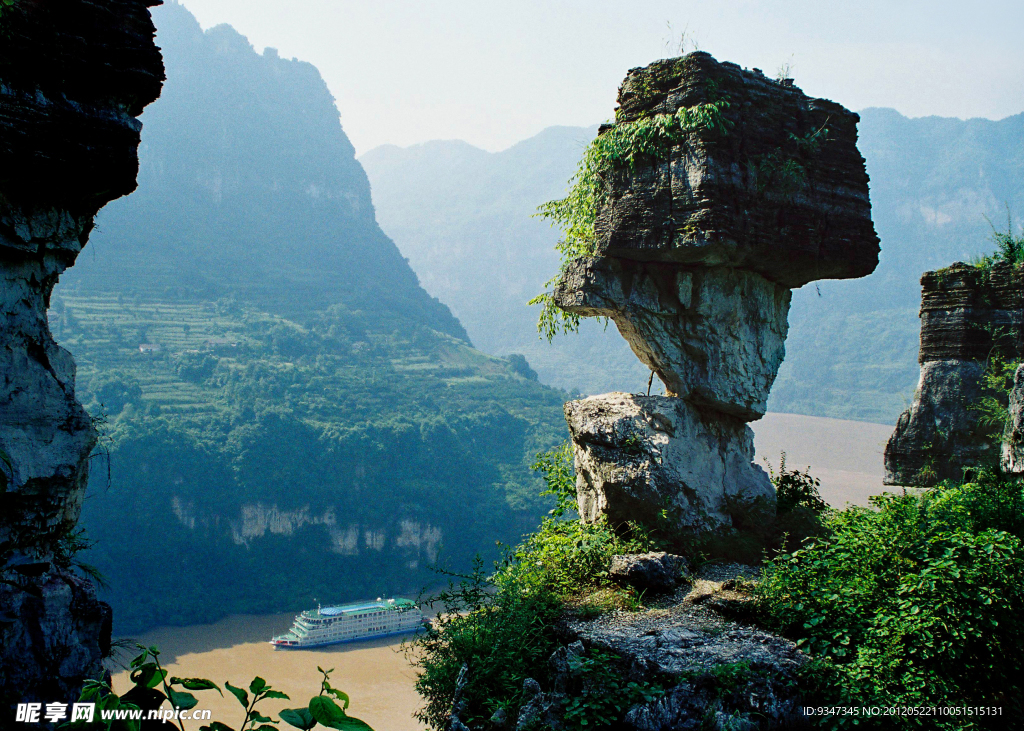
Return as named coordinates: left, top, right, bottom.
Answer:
left=362, top=107, right=1024, bottom=424
left=362, top=125, right=654, bottom=397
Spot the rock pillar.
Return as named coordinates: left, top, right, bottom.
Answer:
left=555, top=53, right=879, bottom=530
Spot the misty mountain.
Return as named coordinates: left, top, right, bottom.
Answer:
left=362, top=127, right=656, bottom=398
left=57, top=1, right=566, bottom=632
left=362, top=108, right=1024, bottom=424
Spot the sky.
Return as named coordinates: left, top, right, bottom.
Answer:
left=178, top=0, right=1024, bottom=155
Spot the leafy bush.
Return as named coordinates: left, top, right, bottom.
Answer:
left=767, top=452, right=829, bottom=516
left=970, top=214, right=1024, bottom=271
left=974, top=351, right=1019, bottom=451
left=412, top=444, right=652, bottom=729
left=756, top=471, right=1024, bottom=727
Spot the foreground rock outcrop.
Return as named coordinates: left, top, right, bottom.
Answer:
left=557, top=53, right=879, bottom=529
left=609, top=552, right=689, bottom=594
left=0, top=0, right=163, bottom=704
left=452, top=564, right=807, bottom=731
left=885, top=262, right=1024, bottom=485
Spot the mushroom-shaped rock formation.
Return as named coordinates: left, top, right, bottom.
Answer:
left=552, top=53, right=879, bottom=530
left=0, top=0, right=164, bottom=703
left=885, top=262, right=1024, bottom=486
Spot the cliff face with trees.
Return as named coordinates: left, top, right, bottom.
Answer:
left=56, top=2, right=569, bottom=633
left=0, top=0, right=163, bottom=704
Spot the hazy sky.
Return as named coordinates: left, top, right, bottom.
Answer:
left=178, top=0, right=1024, bottom=155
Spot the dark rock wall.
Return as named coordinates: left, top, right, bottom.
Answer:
left=597, top=52, right=878, bottom=288
left=885, top=262, right=1024, bottom=486
left=0, top=0, right=163, bottom=704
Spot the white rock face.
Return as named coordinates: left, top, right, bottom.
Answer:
left=564, top=393, right=773, bottom=530
left=555, top=257, right=790, bottom=420
left=1002, top=364, right=1024, bottom=474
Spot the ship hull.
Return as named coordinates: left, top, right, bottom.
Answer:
left=270, top=625, right=423, bottom=649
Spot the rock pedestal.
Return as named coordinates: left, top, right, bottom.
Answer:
left=564, top=394, right=773, bottom=531
left=556, top=53, right=879, bottom=529
left=0, top=0, right=163, bottom=704
left=885, top=262, right=1024, bottom=486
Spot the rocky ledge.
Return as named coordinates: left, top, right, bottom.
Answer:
left=452, top=563, right=807, bottom=731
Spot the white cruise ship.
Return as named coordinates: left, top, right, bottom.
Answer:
left=270, top=598, right=423, bottom=648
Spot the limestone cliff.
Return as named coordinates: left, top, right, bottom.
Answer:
left=556, top=53, right=879, bottom=530
left=0, top=0, right=163, bottom=704
left=884, top=262, right=1024, bottom=486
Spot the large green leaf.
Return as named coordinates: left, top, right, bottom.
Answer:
left=325, top=687, right=349, bottom=708
left=166, top=687, right=198, bottom=711
left=130, top=663, right=167, bottom=689
left=249, top=676, right=268, bottom=695
left=279, top=708, right=316, bottom=730
left=129, top=648, right=149, bottom=669
left=170, top=677, right=223, bottom=695
left=225, top=681, right=249, bottom=709
left=308, top=696, right=345, bottom=726
left=308, top=697, right=375, bottom=731
left=262, top=690, right=290, bottom=700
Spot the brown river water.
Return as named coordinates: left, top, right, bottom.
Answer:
left=110, top=413, right=894, bottom=730
left=112, top=612, right=425, bottom=730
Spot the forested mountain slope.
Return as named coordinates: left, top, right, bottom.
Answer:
left=363, top=108, right=1024, bottom=423
left=58, top=1, right=566, bottom=633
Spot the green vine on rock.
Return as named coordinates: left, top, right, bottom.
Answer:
left=529, top=99, right=730, bottom=342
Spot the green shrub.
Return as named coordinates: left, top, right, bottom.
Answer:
left=756, top=472, right=1024, bottom=728
left=970, top=214, right=1024, bottom=271
left=412, top=444, right=653, bottom=730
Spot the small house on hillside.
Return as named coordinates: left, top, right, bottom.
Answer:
left=139, top=343, right=162, bottom=354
